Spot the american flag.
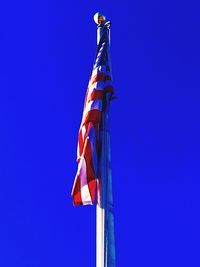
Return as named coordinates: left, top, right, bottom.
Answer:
left=71, top=26, right=113, bottom=206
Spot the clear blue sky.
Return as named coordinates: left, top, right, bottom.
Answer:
left=1, top=0, right=200, bottom=266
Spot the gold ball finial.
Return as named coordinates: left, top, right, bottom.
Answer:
left=94, top=12, right=106, bottom=25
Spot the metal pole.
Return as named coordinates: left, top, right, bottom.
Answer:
left=95, top=13, right=106, bottom=267
left=94, top=13, right=115, bottom=267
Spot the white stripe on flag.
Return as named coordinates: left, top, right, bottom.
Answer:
left=78, top=155, right=92, bottom=204
left=92, top=65, right=106, bottom=76
left=81, top=125, right=86, bottom=141
left=84, top=99, right=102, bottom=115
left=81, top=185, right=93, bottom=205
left=89, top=80, right=112, bottom=91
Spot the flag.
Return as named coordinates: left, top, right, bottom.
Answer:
left=71, top=26, right=113, bottom=206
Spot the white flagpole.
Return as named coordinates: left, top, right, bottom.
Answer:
left=94, top=13, right=116, bottom=267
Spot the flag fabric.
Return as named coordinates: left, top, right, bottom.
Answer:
left=71, top=26, right=113, bottom=206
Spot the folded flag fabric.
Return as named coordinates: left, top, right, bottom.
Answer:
left=71, top=26, right=113, bottom=206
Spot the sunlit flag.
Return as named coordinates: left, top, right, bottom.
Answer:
left=71, top=22, right=113, bottom=206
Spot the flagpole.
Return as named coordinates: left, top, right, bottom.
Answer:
left=94, top=13, right=116, bottom=267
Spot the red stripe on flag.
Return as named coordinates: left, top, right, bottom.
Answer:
left=77, top=130, right=84, bottom=158
left=71, top=176, right=83, bottom=205
left=88, top=90, right=104, bottom=102
left=82, top=109, right=101, bottom=126
left=90, top=73, right=112, bottom=85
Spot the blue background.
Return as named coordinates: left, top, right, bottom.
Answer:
left=1, top=0, right=200, bottom=266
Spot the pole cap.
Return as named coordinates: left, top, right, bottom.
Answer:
left=94, top=12, right=106, bottom=25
